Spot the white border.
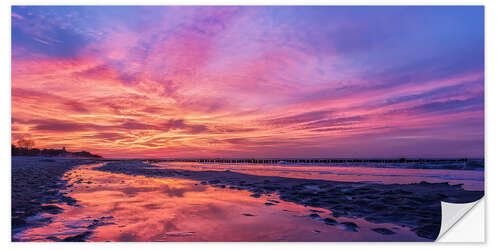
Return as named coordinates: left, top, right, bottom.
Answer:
left=438, top=199, right=485, bottom=242
left=2, top=0, right=497, bottom=249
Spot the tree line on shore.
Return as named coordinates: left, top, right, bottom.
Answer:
left=11, top=139, right=102, bottom=158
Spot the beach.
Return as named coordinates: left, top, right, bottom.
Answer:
left=12, top=157, right=483, bottom=242
left=11, top=157, right=101, bottom=239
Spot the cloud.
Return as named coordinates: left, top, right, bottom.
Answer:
left=12, top=88, right=89, bottom=114
left=304, top=116, right=364, bottom=130
left=162, top=119, right=209, bottom=134
left=91, top=132, right=128, bottom=142
left=265, top=110, right=334, bottom=126
left=11, top=6, right=484, bottom=158
left=116, top=120, right=157, bottom=130
left=12, top=10, right=89, bottom=58
left=30, top=119, right=90, bottom=132
left=406, top=95, right=484, bottom=115
left=384, top=80, right=483, bottom=106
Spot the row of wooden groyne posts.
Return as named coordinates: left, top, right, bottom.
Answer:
left=137, top=158, right=469, bottom=164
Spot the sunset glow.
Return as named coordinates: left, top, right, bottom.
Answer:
left=11, top=6, right=484, bottom=158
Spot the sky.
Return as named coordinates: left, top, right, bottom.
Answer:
left=11, top=6, right=484, bottom=159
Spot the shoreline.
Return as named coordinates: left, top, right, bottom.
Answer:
left=107, top=158, right=484, bottom=171
left=11, top=157, right=101, bottom=241
left=11, top=157, right=484, bottom=241
left=96, top=160, right=484, bottom=240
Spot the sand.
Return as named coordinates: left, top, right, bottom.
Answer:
left=11, top=157, right=100, bottom=241
left=96, top=160, right=484, bottom=240
left=12, top=158, right=484, bottom=241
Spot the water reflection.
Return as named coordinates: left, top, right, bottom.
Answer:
left=14, top=163, right=423, bottom=242
left=152, top=162, right=484, bottom=191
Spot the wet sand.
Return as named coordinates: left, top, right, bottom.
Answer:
left=96, top=161, right=484, bottom=240
left=12, top=158, right=483, bottom=241
left=11, top=157, right=100, bottom=240
left=15, top=163, right=423, bottom=242
left=150, top=161, right=484, bottom=191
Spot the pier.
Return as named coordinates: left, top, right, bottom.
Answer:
left=128, top=158, right=469, bottom=164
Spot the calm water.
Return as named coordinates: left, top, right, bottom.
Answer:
left=14, top=163, right=424, bottom=242
left=152, top=162, right=484, bottom=191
